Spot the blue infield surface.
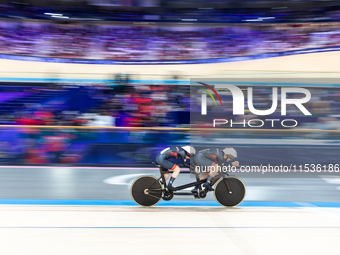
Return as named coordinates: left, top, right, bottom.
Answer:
left=0, top=199, right=340, bottom=207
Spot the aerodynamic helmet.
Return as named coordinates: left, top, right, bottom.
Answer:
left=182, top=145, right=196, bottom=157
left=222, top=147, right=237, bottom=160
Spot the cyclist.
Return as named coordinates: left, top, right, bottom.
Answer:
left=155, top=145, right=195, bottom=190
left=194, top=147, right=239, bottom=191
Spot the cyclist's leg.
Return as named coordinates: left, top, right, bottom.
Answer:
left=156, top=154, right=176, bottom=189
left=168, top=164, right=179, bottom=190
left=164, top=172, right=170, bottom=182
left=193, top=153, right=214, bottom=191
left=200, top=172, right=209, bottom=180
left=171, top=165, right=181, bottom=178
left=192, top=162, right=208, bottom=180
left=209, top=163, right=219, bottom=177
left=194, top=153, right=213, bottom=179
left=191, top=171, right=208, bottom=193
left=203, top=163, right=219, bottom=191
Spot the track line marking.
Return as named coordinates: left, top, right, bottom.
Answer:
left=0, top=226, right=340, bottom=229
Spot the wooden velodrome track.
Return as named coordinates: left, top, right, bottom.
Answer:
left=0, top=52, right=340, bottom=254
left=0, top=205, right=340, bottom=255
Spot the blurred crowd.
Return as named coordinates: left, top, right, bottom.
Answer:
left=1, top=83, right=340, bottom=128
left=0, top=82, right=190, bottom=127
left=0, top=81, right=192, bottom=164
left=0, top=21, right=340, bottom=60
left=73, top=82, right=190, bottom=127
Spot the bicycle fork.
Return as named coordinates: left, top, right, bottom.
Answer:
left=223, top=178, right=233, bottom=194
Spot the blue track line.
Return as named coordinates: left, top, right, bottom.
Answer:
left=1, top=226, right=340, bottom=229
left=0, top=199, right=340, bottom=207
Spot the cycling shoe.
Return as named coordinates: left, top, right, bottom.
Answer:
left=203, top=182, right=214, bottom=191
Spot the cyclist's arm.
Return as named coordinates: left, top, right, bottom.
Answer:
left=222, top=158, right=239, bottom=167
left=178, top=150, right=190, bottom=168
left=231, top=161, right=239, bottom=167
left=217, top=155, right=224, bottom=166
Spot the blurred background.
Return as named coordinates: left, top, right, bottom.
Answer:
left=1, top=4, right=340, bottom=255
left=0, top=0, right=339, bottom=167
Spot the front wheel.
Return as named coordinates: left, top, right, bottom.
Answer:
left=131, top=176, right=162, bottom=207
left=214, top=177, right=246, bottom=207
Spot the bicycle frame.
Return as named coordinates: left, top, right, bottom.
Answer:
left=153, top=162, right=229, bottom=196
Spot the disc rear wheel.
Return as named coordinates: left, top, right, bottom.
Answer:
left=131, top=176, right=162, bottom=207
